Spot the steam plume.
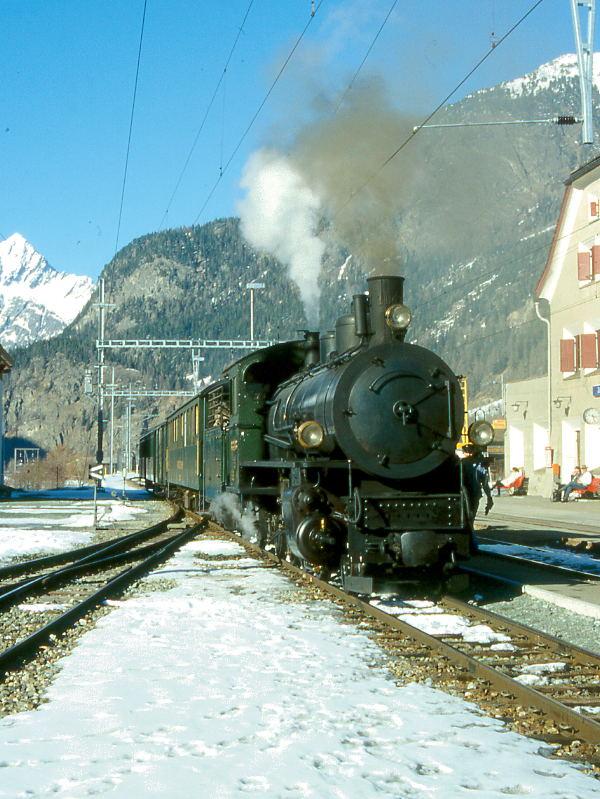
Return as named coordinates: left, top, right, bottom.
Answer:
left=238, top=81, right=419, bottom=317
left=238, top=149, right=325, bottom=325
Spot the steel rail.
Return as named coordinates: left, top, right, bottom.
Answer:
left=0, top=508, right=183, bottom=579
left=0, top=528, right=194, bottom=610
left=290, top=566, right=600, bottom=744
left=0, top=521, right=206, bottom=675
left=191, top=514, right=600, bottom=746
left=440, top=595, right=600, bottom=667
left=478, top=512, right=600, bottom=536
left=466, top=545, right=600, bottom=582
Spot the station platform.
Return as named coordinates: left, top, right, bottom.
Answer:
left=477, top=494, right=600, bottom=542
left=475, top=495, right=600, bottom=619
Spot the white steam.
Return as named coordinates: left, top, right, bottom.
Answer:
left=238, top=149, right=325, bottom=325
left=209, top=492, right=257, bottom=542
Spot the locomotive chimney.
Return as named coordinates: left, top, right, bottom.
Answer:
left=352, top=293, right=370, bottom=338
left=303, top=331, right=320, bottom=367
left=367, top=275, right=409, bottom=344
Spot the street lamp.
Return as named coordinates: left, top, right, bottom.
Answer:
left=246, top=281, right=265, bottom=341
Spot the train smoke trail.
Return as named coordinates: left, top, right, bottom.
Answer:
left=238, top=82, right=420, bottom=317
left=238, top=149, right=325, bottom=325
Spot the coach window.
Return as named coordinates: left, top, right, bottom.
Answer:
left=231, top=377, right=238, bottom=415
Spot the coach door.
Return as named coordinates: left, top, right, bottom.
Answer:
left=203, top=383, right=231, bottom=500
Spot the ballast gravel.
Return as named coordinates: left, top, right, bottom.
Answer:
left=483, top=593, right=600, bottom=655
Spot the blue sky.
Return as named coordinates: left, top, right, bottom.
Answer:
left=0, top=0, right=583, bottom=278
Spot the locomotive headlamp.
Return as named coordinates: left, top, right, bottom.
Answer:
left=468, top=420, right=494, bottom=447
left=296, top=420, right=325, bottom=449
left=385, top=303, right=412, bottom=331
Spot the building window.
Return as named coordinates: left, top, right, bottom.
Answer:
left=580, top=332, right=598, bottom=369
left=559, top=338, right=576, bottom=373
left=591, top=198, right=600, bottom=219
left=508, top=426, right=525, bottom=470
left=533, top=423, right=549, bottom=471
left=578, top=250, right=592, bottom=281
left=593, top=245, right=600, bottom=278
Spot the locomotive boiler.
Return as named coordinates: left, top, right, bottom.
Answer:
left=140, top=274, right=492, bottom=592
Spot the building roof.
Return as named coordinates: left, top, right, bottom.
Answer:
left=565, top=152, right=600, bottom=186
left=536, top=153, right=600, bottom=299
left=0, top=344, right=12, bottom=374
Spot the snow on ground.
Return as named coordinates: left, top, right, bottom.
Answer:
left=0, top=500, right=148, bottom=561
left=370, top=597, right=512, bottom=646
left=481, top=542, right=600, bottom=577
left=8, top=474, right=151, bottom=502
left=0, top=527, right=95, bottom=560
left=0, top=538, right=597, bottom=798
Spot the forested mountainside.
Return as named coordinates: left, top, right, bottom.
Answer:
left=4, top=54, right=599, bottom=461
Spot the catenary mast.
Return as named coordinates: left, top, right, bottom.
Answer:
left=571, top=0, right=596, bottom=144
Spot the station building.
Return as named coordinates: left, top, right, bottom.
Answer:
left=0, top=343, right=12, bottom=490
left=505, top=155, right=600, bottom=495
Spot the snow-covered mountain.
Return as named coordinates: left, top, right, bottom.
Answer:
left=0, top=233, right=93, bottom=348
left=467, top=52, right=600, bottom=100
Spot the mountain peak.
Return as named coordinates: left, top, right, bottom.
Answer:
left=502, top=52, right=600, bottom=98
left=0, top=233, right=48, bottom=284
left=0, top=233, right=93, bottom=347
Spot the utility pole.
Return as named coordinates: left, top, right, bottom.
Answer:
left=94, top=279, right=115, bottom=465
left=96, top=279, right=105, bottom=465
left=571, top=0, right=596, bottom=145
left=246, top=281, right=265, bottom=340
left=191, top=351, right=206, bottom=391
left=126, top=384, right=133, bottom=473
left=109, top=366, right=115, bottom=474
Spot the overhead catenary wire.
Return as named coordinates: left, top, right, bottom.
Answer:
left=444, top=281, right=600, bottom=353
left=158, top=0, right=255, bottom=230
left=193, top=0, right=326, bottom=224
left=334, top=0, right=546, bottom=218
left=333, top=0, right=399, bottom=114
left=114, top=0, right=148, bottom=257
left=418, top=210, right=600, bottom=318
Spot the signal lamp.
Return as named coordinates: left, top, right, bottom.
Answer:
left=468, top=420, right=494, bottom=447
left=385, top=303, right=412, bottom=331
left=296, top=420, right=325, bottom=449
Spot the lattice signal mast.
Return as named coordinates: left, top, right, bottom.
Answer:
left=571, top=0, right=596, bottom=144
left=93, top=281, right=277, bottom=468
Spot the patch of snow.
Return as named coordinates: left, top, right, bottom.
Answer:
left=18, top=603, right=68, bottom=612
left=518, top=224, right=555, bottom=243
left=337, top=254, right=352, bottom=280
left=575, top=705, right=600, bottom=715
left=0, top=500, right=147, bottom=562
left=514, top=673, right=550, bottom=687
left=0, top=527, right=94, bottom=560
left=194, top=540, right=246, bottom=557
left=520, top=662, right=568, bottom=675
left=502, top=53, right=600, bottom=98
left=480, top=542, right=600, bottom=577
left=0, top=538, right=596, bottom=797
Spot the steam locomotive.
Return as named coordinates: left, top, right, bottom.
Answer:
left=139, top=275, right=493, bottom=592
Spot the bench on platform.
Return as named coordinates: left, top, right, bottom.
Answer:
left=496, top=475, right=528, bottom=496
left=572, top=476, right=600, bottom=499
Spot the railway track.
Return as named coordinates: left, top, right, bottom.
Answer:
left=464, top=540, right=600, bottom=586
left=0, top=509, right=206, bottom=675
left=479, top=511, right=600, bottom=537
left=189, top=512, right=600, bottom=766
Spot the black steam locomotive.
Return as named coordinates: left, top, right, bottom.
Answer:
left=140, top=275, right=492, bottom=592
